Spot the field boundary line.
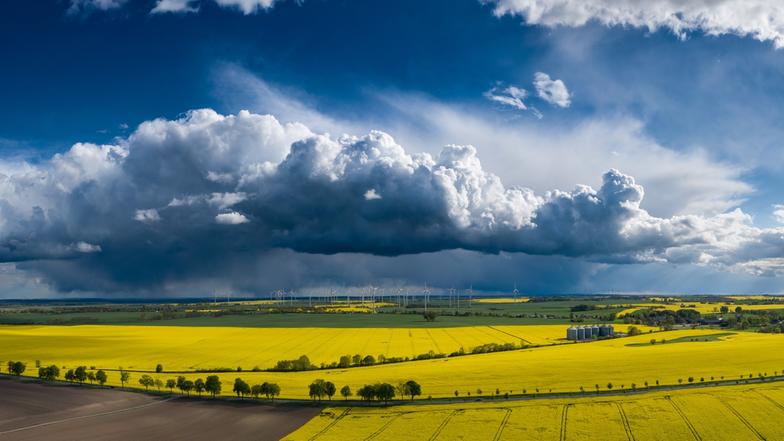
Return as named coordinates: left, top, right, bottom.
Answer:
left=428, top=410, right=458, bottom=441
left=721, top=401, right=765, bottom=440
left=665, top=396, right=702, bottom=441
left=308, top=407, right=351, bottom=441
left=615, top=402, right=636, bottom=441
left=559, top=404, right=569, bottom=441
left=492, top=408, right=512, bottom=441
left=364, top=412, right=403, bottom=440
left=486, top=325, right=532, bottom=345
left=0, top=397, right=174, bottom=435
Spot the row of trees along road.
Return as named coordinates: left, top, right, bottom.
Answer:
left=309, top=379, right=422, bottom=404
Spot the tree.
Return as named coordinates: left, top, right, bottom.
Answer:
left=120, top=371, right=130, bottom=388
left=720, top=305, right=729, bottom=314
left=338, top=355, right=351, bottom=368
left=139, top=374, right=155, bottom=390
left=194, top=378, right=205, bottom=396
left=87, top=371, right=96, bottom=384
left=627, top=326, right=642, bottom=336
left=233, top=378, right=250, bottom=398
left=176, top=376, right=187, bottom=393
left=309, top=379, right=328, bottom=401
left=324, top=381, right=336, bottom=400
left=607, top=383, right=613, bottom=390
left=402, top=380, right=421, bottom=400
left=251, top=384, right=262, bottom=399
left=154, top=378, right=164, bottom=392
left=205, top=375, right=221, bottom=397
left=261, top=382, right=280, bottom=401
left=155, top=364, right=164, bottom=373
left=182, top=380, right=194, bottom=396
left=340, top=385, right=352, bottom=401
left=357, top=385, right=375, bottom=401
left=9, top=361, right=26, bottom=376
left=65, top=369, right=75, bottom=382
left=96, top=369, right=107, bottom=386
left=735, top=306, right=743, bottom=314
left=166, top=378, right=176, bottom=393
left=375, top=383, right=395, bottom=404
left=423, top=311, right=437, bottom=322
left=75, top=366, right=88, bottom=384
left=38, top=365, right=60, bottom=381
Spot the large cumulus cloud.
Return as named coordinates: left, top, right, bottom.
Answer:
left=484, top=0, right=784, bottom=49
left=0, top=108, right=782, bottom=293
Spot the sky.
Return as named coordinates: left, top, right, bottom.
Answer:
left=1, top=0, right=784, bottom=297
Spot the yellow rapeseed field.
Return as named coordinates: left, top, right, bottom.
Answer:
left=472, top=297, right=530, bottom=304
left=285, top=382, right=784, bottom=440
left=2, top=326, right=780, bottom=401
left=0, top=323, right=600, bottom=372
left=617, top=301, right=784, bottom=316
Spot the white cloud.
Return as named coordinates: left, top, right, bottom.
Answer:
left=533, top=72, right=571, bottom=107
left=374, top=92, right=750, bottom=218
left=74, top=242, right=102, bottom=253
left=68, top=0, right=126, bottom=14
left=151, top=0, right=199, bottom=13
left=484, top=85, right=529, bottom=110
left=774, top=204, right=784, bottom=224
left=134, top=209, right=161, bottom=223
left=364, top=189, right=382, bottom=200
left=483, top=0, right=784, bottom=49
left=216, top=211, right=250, bottom=224
left=214, top=0, right=278, bottom=14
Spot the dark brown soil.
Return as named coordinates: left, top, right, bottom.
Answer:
left=0, top=376, right=320, bottom=441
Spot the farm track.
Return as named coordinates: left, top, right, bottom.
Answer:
left=665, top=396, right=702, bottom=441
left=486, top=325, right=533, bottom=345
left=721, top=401, right=765, bottom=440
left=428, top=410, right=458, bottom=441
left=559, top=404, right=569, bottom=441
left=363, top=412, right=403, bottom=440
left=615, top=402, right=635, bottom=441
left=308, top=407, right=351, bottom=441
left=491, top=408, right=511, bottom=441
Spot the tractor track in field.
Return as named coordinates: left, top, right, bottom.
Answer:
left=559, top=404, right=569, bottom=441
left=755, top=390, right=784, bottom=413
left=486, top=325, right=533, bottom=345
left=721, top=401, right=765, bottom=440
left=665, top=396, right=702, bottom=441
left=616, top=402, right=636, bottom=441
left=428, top=410, right=458, bottom=441
left=364, top=412, right=403, bottom=440
left=0, top=397, right=175, bottom=435
left=308, top=407, right=351, bottom=441
left=492, top=408, right=512, bottom=441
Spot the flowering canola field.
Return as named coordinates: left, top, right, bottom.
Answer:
left=0, top=323, right=595, bottom=372
left=286, top=382, right=784, bottom=440
left=2, top=326, right=781, bottom=401
left=617, top=301, right=784, bottom=316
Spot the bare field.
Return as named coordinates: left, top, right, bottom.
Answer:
left=0, top=376, right=319, bottom=441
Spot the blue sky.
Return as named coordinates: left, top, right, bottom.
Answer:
left=1, top=0, right=784, bottom=297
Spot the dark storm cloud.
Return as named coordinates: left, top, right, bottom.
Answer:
left=0, top=108, right=782, bottom=293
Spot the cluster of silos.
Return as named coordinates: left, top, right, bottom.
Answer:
left=566, top=324, right=614, bottom=341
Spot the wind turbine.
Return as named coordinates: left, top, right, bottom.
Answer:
left=513, top=283, right=519, bottom=303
